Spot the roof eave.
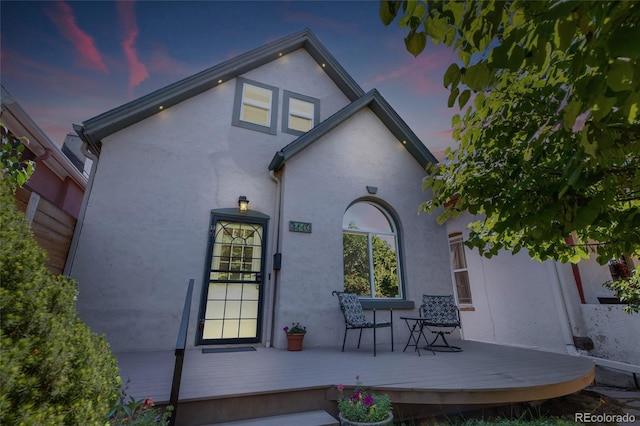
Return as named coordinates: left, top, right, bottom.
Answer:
left=268, top=90, right=437, bottom=172
left=82, top=29, right=364, bottom=144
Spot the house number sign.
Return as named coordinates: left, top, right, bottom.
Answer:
left=289, top=221, right=312, bottom=233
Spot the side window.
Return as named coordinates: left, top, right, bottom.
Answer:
left=342, top=201, right=403, bottom=299
left=608, top=256, right=633, bottom=281
left=449, top=232, right=472, bottom=304
left=232, top=78, right=278, bottom=135
left=282, top=91, right=320, bottom=135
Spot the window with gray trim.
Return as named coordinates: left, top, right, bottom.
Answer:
left=232, top=78, right=278, bottom=135
left=342, top=201, right=403, bottom=299
left=282, top=91, right=320, bottom=135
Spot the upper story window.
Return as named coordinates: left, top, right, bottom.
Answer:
left=282, top=91, right=320, bottom=136
left=342, top=201, right=403, bottom=299
left=232, top=78, right=278, bottom=135
left=449, top=232, right=472, bottom=304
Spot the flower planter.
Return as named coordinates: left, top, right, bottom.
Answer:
left=338, top=411, right=393, bottom=426
left=286, top=333, right=305, bottom=351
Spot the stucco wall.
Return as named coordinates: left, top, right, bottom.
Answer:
left=272, top=108, right=453, bottom=350
left=69, top=49, right=353, bottom=352
left=446, top=214, right=640, bottom=366
left=447, top=214, right=568, bottom=352
left=580, top=304, right=640, bottom=365
left=575, top=258, right=620, bottom=304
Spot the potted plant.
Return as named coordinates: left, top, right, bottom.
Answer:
left=283, top=322, right=307, bottom=351
left=336, top=376, right=393, bottom=426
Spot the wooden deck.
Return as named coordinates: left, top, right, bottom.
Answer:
left=116, top=341, right=595, bottom=424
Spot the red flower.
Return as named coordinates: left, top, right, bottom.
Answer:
left=143, top=398, right=154, bottom=409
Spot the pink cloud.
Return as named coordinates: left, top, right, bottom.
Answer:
left=43, top=1, right=108, bottom=73
left=1, top=50, right=120, bottom=99
left=117, top=1, right=149, bottom=95
left=147, top=45, right=192, bottom=78
left=363, top=51, right=454, bottom=94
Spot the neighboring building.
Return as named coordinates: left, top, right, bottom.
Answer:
left=61, top=133, right=93, bottom=178
left=446, top=212, right=640, bottom=370
left=67, top=29, right=453, bottom=353
left=1, top=85, right=87, bottom=274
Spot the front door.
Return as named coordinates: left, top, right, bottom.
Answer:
left=198, top=216, right=267, bottom=344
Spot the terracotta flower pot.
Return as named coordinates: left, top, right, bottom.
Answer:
left=286, top=333, right=305, bottom=351
left=338, top=411, right=393, bottom=426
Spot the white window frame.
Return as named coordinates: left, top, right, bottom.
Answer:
left=449, top=232, right=472, bottom=305
left=282, top=90, right=320, bottom=136
left=232, top=78, right=278, bottom=135
left=342, top=201, right=404, bottom=300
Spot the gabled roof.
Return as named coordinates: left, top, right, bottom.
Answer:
left=268, top=89, right=438, bottom=171
left=1, top=85, right=87, bottom=188
left=74, top=29, right=365, bottom=155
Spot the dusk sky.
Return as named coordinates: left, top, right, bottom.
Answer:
left=1, top=1, right=457, bottom=158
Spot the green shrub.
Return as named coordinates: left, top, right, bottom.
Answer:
left=0, top=177, right=121, bottom=425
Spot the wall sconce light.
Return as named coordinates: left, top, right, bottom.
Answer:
left=238, top=196, right=249, bottom=213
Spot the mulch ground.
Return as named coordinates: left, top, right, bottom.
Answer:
left=415, top=387, right=639, bottom=425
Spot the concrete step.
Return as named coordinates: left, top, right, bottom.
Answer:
left=205, top=410, right=338, bottom=426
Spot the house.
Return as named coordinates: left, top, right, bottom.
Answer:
left=66, top=27, right=637, bottom=393
left=67, top=29, right=454, bottom=353
left=1, top=85, right=88, bottom=274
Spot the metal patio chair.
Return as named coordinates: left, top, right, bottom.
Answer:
left=332, top=291, right=393, bottom=357
left=420, top=294, right=462, bottom=352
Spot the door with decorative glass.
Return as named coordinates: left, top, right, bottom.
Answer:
left=198, top=216, right=267, bottom=344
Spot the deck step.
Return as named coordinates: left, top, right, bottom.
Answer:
left=206, top=410, right=338, bottom=426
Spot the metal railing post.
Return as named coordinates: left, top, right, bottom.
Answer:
left=168, top=278, right=195, bottom=426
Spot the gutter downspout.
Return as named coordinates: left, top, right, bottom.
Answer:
left=549, top=261, right=640, bottom=377
left=548, top=261, right=580, bottom=356
left=266, top=170, right=283, bottom=348
left=63, top=141, right=98, bottom=276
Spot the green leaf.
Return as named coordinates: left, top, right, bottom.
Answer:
left=443, top=1, right=463, bottom=24
left=404, top=31, right=427, bottom=57
left=463, top=63, right=491, bottom=91
left=590, top=94, right=616, bottom=122
left=448, top=87, right=460, bottom=108
left=508, top=45, right=525, bottom=71
left=574, top=197, right=603, bottom=229
left=443, top=63, right=461, bottom=89
left=567, top=166, right=581, bottom=186
left=580, top=124, right=597, bottom=157
left=490, top=43, right=510, bottom=68
left=563, top=101, right=582, bottom=131
left=554, top=18, right=575, bottom=51
left=624, top=91, right=640, bottom=124
left=606, top=60, right=634, bottom=92
left=458, top=89, right=471, bottom=109
left=607, top=27, right=640, bottom=58
left=411, top=3, right=426, bottom=24
left=424, top=15, right=447, bottom=43
left=474, top=91, right=485, bottom=110
left=380, top=0, right=399, bottom=26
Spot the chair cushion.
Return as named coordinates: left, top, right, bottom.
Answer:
left=421, top=295, right=460, bottom=326
left=336, top=292, right=367, bottom=325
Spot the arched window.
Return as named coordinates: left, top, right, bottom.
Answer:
left=342, top=201, right=402, bottom=299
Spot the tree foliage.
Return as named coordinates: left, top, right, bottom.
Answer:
left=0, top=174, right=120, bottom=423
left=381, top=0, right=639, bottom=309
left=343, top=223, right=400, bottom=298
left=1, top=122, right=34, bottom=189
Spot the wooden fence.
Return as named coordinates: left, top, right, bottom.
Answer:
left=14, top=186, right=77, bottom=275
